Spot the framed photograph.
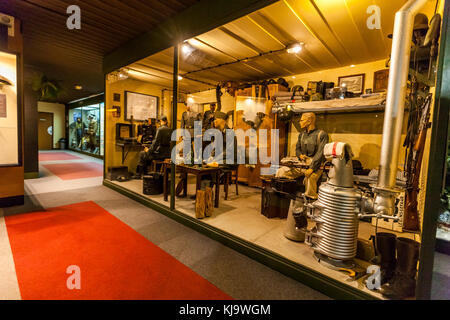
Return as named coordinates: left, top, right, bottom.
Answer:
left=0, top=50, right=21, bottom=167
left=124, top=91, right=158, bottom=121
left=338, top=73, right=365, bottom=94
left=373, top=69, right=389, bottom=92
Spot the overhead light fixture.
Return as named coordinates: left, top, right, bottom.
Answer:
left=287, top=42, right=304, bottom=54
left=187, top=97, right=195, bottom=104
left=178, top=75, right=183, bottom=80
left=118, top=68, right=129, bottom=80
left=74, top=85, right=83, bottom=90
left=350, top=64, right=356, bottom=68
left=188, top=38, right=201, bottom=47
left=181, top=42, right=195, bottom=56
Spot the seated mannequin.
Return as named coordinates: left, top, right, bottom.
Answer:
left=134, top=116, right=172, bottom=179
left=276, top=112, right=328, bottom=199
left=137, top=118, right=157, bottom=145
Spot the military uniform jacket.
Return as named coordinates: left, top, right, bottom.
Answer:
left=295, top=128, right=329, bottom=171
left=181, top=111, right=201, bottom=129
left=203, top=110, right=215, bottom=130
left=148, top=125, right=173, bottom=158
left=88, top=120, right=98, bottom=135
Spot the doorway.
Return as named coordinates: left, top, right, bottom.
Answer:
left=38, top=112, right=54, bottom=150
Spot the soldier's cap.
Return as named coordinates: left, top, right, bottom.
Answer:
left=159, top=115, right=168, bottom=122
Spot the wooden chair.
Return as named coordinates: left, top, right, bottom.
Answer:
left=222, top=167, right=239, bottom=200
left=151, top=159, right=166, bottom=173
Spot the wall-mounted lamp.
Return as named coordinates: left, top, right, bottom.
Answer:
left=286, top=42, right=304, bottom=54
left=74, top=85, right=83, bottom=90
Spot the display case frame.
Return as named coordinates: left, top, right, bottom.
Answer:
left=101, top=0, right=450, bottom=300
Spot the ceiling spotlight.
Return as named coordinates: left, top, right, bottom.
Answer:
left=74, top=85, right=83, bottom=90
left=187, top=97, right=195, bottom=104
left=350, top=64, right=356, bottom=68
left=178, top=75, right=183, bottom=80
left=118, top=68, right=129, bottom=80
left=181, top=42, right=195, bottom=56
left=287, top=42, right=304, bottom=54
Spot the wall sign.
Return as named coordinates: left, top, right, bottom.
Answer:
left=124, top=91, right=158, bottom=121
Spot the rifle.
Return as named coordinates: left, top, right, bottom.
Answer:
left=403, top=94, right=432, bottom=231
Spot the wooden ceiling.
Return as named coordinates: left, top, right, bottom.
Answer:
left=0, top=0, right=199, bottom=103
left=127, top=0, right=437, bottom=93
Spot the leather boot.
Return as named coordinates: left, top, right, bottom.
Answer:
left=375, top=232, right=397, bottom=285
left=381, top=237, right=420, bottom=299
left=132, top=165, right=143, bottom=179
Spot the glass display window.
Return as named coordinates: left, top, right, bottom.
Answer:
left=68, top=96, right=104, bottom=157
left=102, top=0, right=449, bottom=300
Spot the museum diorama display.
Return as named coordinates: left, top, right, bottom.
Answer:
left=67, top=96, right=104, bottom=157
left=102, top=0, right=448, bottom=299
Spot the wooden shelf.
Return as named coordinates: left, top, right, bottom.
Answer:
left=273, top=95, right=386, bottom=114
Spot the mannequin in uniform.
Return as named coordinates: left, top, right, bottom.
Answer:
left=134, top=116, right=173, bottom=179
left=276, top=112, right=328, bottom=199
left=203, top=103, right=216, bottom=130
left=181, top=105, right=201, bottom=137
left=87, top=114, right=98, bottom=153
left=75, top=117, right=84, bottom=148
left=137, top=118, right=156, bottom=145
left=181, top=105, right=201, bottom=162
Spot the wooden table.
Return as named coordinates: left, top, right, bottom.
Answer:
left=163, top=163, right=221, bottom=208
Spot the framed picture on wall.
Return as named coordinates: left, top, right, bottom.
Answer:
left=0, top=50, right=21, bottom=167
left=124, top=91, right=158, bottom=121
left=338, top=73, right=365, bottom=94
left=373, top=69, right=390, bottom=92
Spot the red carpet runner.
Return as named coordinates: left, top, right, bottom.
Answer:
left=5, top=201, right=231, bottom=300
left=38, top=152, right=82, bottom=161
left=42, top=162, right=103, bottom=180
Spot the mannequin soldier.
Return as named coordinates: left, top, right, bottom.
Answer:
left=134, top=116, right=173, bottom=179
left=181, top=105, right=201, bottom=137
left=75, top=117, right=84, bottom=148
left=203, top=103, right=216, bottom=130
left=87, top=114, right=98, bottom=153
left=276, top=112, right=328, bottom=199
left=137, top=118, right=156, bottom=145
left=181, top=105, right=201, bottom=163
